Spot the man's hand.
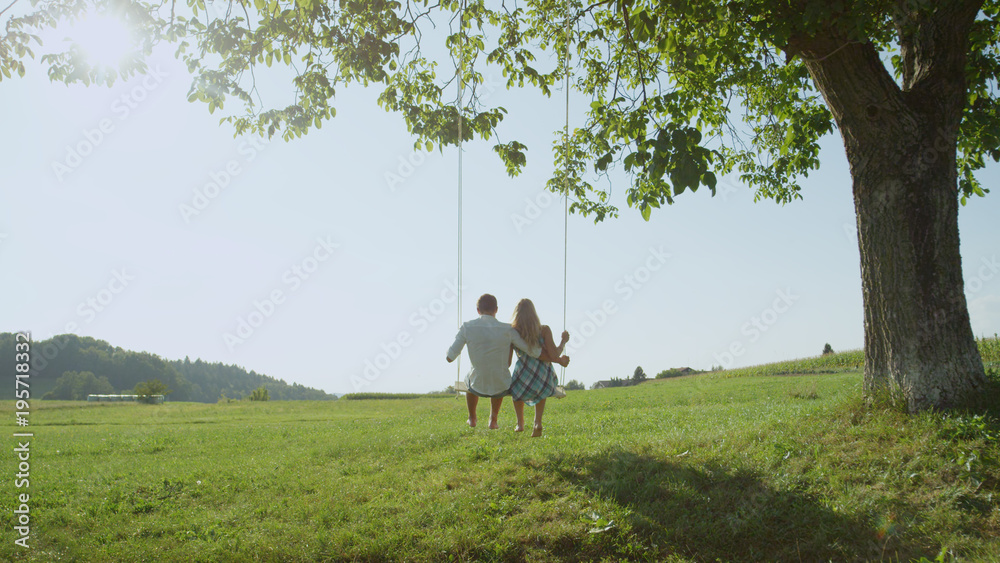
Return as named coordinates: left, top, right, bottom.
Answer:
left=556, top=355, right=570, bottom=367
left=446, top=356, right=454, bottom=363
left=560, top=331, right=570, bottom=344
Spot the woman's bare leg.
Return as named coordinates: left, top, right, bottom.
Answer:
left=513, top=400, right=525, bottom=431
left=531, top=399, right=546, bottom=437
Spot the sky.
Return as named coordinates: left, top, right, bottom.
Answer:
left=1, top=15, right=999, bottom=395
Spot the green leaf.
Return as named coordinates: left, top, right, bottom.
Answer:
left=596, top=153, right=613, bottom=171
left=641, top=204, right=651, bottom=221
left=703, top=171, right=717, bottom=192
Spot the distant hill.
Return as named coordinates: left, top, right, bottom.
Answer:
left=0, top=333, right=335, bottom=402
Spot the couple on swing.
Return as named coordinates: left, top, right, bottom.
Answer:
left=446, top=293, right=570, bottom=437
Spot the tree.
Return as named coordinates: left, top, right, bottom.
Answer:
left=823, top=343, right=835, bottom=356
left=247, top=386, right=270, bottom=401
left=43, top=371, right=114, bottom=400
left=134, top=379, right=170, bottom=403
left=5, top=0, right=996, bottom=411
left=656, top=368, right=696, bottom=379
left=564, top=379, right=585, bottom=391
left=633, top=366, right=647, bottom=384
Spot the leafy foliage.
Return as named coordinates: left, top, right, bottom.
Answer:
left=134, top=378, right=170, bottom=403
left=42, top=370, right=114, bottom=400
left=0, top=333, right=334, bottom=402
left=632, top=365, right=647, bottom=383
left=5, top=0, right=996, bottom=222
left=980, top=334, right=1000, bottom=365
left=564, top=379, right=585, bottom=391
left=170, top=355, right=334, bottom=401
left=591, top=376, right=631, bottom=389
left=655, top=366, right=702, bottom=379
left=247, top=386, right=270, bottom=401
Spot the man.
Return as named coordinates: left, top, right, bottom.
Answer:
left=446, top=294, right=542, bottom=429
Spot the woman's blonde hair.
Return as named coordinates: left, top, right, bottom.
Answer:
left=511, top=298, right=542, bottom=346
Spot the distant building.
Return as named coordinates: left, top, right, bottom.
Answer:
left=87, top=394, right=165, bottom=404
left=655, top=367, right=698, bottom=379
left=592, top=380, right=615, bottom=389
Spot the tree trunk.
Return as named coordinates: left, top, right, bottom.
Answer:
left=851, top=118, right=987, bottom=411
left=791, top=8, right=989, bottom=411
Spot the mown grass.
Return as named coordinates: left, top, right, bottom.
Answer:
left=2, top=369, right=999, bottom=561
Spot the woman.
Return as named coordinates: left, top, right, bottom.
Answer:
left=509, top=298, right=570, bottom=437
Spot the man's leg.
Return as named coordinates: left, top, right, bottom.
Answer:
left=466, top=393, right=479, bottom=427
left=513, top=400, right=526, bottom=432
left=489, top=397, right=504, bottom=429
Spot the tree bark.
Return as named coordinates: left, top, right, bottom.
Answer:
left=790, top=6, right=988, bottom=411
left=850, top=117, right=987, bottom=411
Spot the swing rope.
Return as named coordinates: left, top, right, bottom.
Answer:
left=560, top=0, right=570, bottom=387
left=456, top=7, right=464, bottom=387
left=454, top=1, right=573, bottom=391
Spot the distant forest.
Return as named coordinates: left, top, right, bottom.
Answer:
left=0, top=333, right=335, bottom=402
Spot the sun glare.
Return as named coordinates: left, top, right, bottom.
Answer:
left=64, top=14, right=133, bottom=69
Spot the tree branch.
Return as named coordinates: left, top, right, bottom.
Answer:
left=892, top=0, right=982, bottom=119
left=0, top=0, right=19, bottom=19
left=619, top=1, right=646, bottom=105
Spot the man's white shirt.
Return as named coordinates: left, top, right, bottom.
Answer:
left=447, top=315, right=541, bottom=396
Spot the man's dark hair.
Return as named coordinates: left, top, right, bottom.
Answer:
left=477, top=294, right=498, bottom=313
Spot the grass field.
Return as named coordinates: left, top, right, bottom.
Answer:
left=2, top=350, right=1000, bottom=561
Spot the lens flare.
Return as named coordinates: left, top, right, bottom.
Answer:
left=64, top=14, right=133, bottom=68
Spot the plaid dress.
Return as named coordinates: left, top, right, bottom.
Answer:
left=510, top=337, right=558, bottom=406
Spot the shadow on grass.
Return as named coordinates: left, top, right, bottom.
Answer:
left=544, top=449, right=920, bottom=562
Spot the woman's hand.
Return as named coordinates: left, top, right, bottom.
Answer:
left=560, top=331, right=570, bottom=344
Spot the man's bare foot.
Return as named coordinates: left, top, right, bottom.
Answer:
left=531, top=425, right=543, bottom=438
left=488, top=418, right=500, bottom=430
left=467, top=417, right=477, bottom=428
left=514, top=424, right=524, bottom=432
